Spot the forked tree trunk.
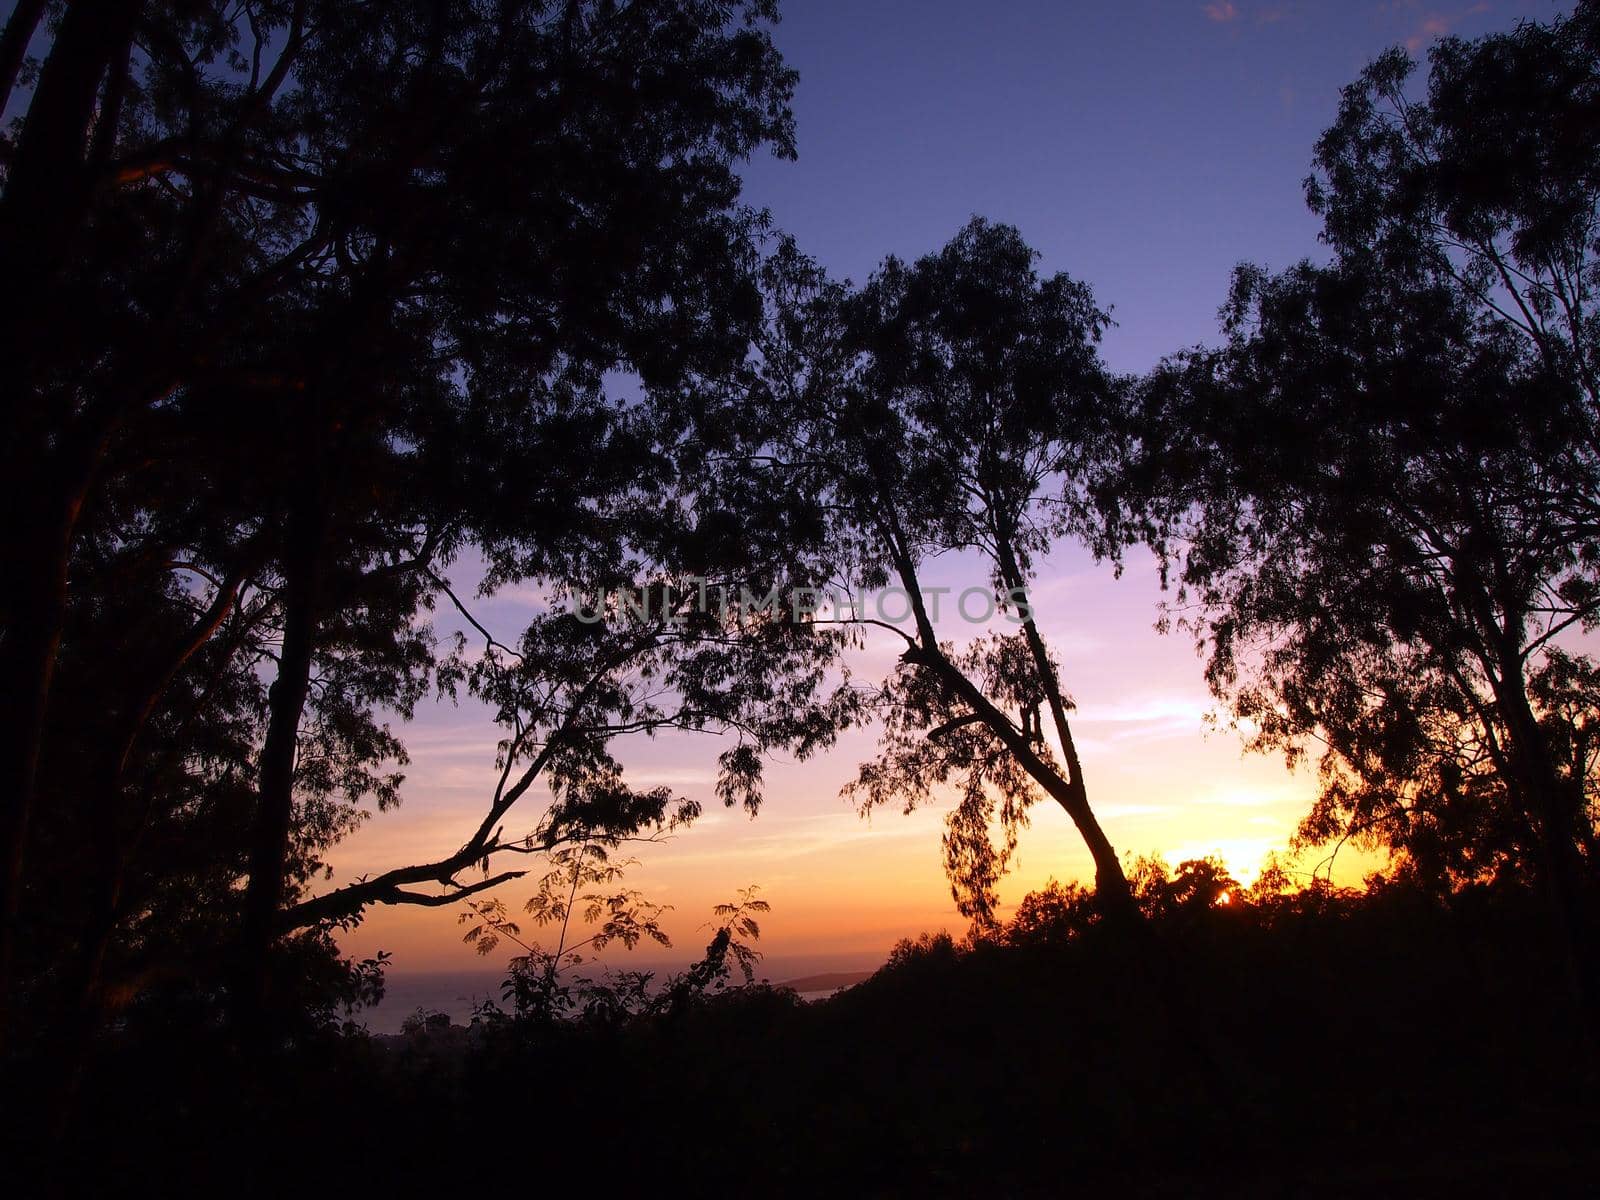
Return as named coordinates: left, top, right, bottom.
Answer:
left=992, top=526, right=1136, bottom=920
left=885, top=532, right=1138, bottom=922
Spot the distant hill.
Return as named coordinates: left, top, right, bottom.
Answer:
left=774, top=970, right=874, bottom=994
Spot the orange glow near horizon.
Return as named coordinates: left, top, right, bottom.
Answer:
left=327, top=548, right=1373, bottom=975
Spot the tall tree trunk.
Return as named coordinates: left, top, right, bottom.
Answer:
left=0, top=0, right=142, bottom=1050
left=236, top=495, right=326, bottom=1025
left=0, top=0, right=141, bottom=386
left=0, top=0, right=47, bottom=115
left=1494, top=658, right=1600, bottom=1031
left=0, top=445, right=104, bottom=1052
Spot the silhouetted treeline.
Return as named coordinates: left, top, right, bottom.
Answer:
left=24, top=865, right=1600, bottom=1196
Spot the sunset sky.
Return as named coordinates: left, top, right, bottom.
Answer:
left=328, top=0, right=1569, bottom=976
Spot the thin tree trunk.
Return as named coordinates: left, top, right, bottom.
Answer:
left=236, top=495, right=326, bottom=1025
left=1452, top=531, right=1599, bottom=1031
left=991, top=526, right=1135, bottom=917
left=46, top=564, right=253, bottom=1136
left=883, top=528, right=1137, bottom=920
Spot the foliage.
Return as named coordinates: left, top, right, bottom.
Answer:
left=459, top=878, right=770, bottom=1026
left=1000, top=879, right=1100, bottom=947
left=399, top=1007, right=452, bottom=1038
left=737, top=219, right=1136, bottom=923
left=697, top=885, right=772, bottom=986
left=0, top=0, right=804, bottom=1049
left=1132, top=7, right=1600, bottom=922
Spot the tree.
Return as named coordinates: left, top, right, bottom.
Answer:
left=458, top=872, right=772, bottom=1026
left=732, top=219, right=1137, bottom=925
left=1132, top=4, right=1600, bottom=1015
left=0, top=0, right=802, bottom=1052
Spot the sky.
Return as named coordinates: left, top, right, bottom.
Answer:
left=327, top=0, right=1574, bottom=977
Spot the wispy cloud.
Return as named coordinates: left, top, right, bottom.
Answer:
left=623, top=766, right=717, bottom=787
left=656, top=810, right=937, bottom=867
left=1073, top=694, right=1212, bottom=742
left=1203, top=1, right=1241, bottom=21
left=1405, top=2, right=1490, bottom=52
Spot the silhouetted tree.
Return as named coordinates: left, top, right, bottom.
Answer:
left=1133, top=3, right=1600, bottom=1016
left=459, top=877, right=771, bottom=1026
left=0, top=0, right=800, bottom=1053
left=731, top=219, right=1136, bottom=924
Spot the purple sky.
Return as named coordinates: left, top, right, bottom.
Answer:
left=740, top=0, right=1568, bottom=372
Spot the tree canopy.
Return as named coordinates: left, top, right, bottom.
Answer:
left=720, top=219, right=1134, bottom=924
left=0, top=0, right=811, bottom=1053
left=1132, top=1, right=1600, bottom=1007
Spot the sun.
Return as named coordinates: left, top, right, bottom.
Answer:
left=1164, top=836, right=1284, bottom=888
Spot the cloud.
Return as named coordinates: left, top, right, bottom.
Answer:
left=1075, top=694, right=1212, bottom=739
left=1185, top=785, right=1296, bottom=809
left=1204, top=1, right=1241, bottom=20
left=655, top=810, right=938, bottom=867
left=623, top=766, right=717, bottom=787
left=1405, top=3, right=1490, bottom=52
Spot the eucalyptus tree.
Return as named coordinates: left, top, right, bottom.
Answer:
left=1131, top=4, right=1600, bottom=1013
left=0, top=0, right=803, bottom=1044
left=730, top=220, right=1136, bottom=925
